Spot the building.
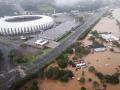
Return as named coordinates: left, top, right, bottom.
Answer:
left=35, top=39, right=49, bottom=46
left=0, top=15, right=54, bottom=35
left=89, top=43, right=107, bottom=52
left=100, top=33, right=119, bottom=42
left=70, top=60, right=87, bottom=69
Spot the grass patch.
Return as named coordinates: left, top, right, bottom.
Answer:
left=24, top=53, right=37, bottom=62
left=42, top=48, right=52, bottom=55
left=38, top=48, right=52, bottom=58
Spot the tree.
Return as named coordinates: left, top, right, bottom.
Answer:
left=0, top=49, right=3, bottom=62
left=93, top=81, right=99, bottom=88
left=45, top=67, right=74, bottom=82
left=29, top=80, right=38, bottom=90
left=75, top=46, right=90, bottom=58
left=91, top=30, right=99, bottom=38
left=110, top=48, right=114, bottom=52
left=81, top=87, right=86, bottom=90
left=80, top=77, right=86, bottom=84
left=57, top=54, right=68, bottom=68
left=88, top=66, right=97, bottom=73
left=88, top=36, right=95, bottom=42
left=88, top=78, right=92, bottom=82
left=104, top=75, right=119, bottom=84
left=82, top=71, right=85, bottom=76
left=57, top=59, right=68, bottom=68
left=112, top=41, right=120, bottom=48
left=65, top=47, right=73, bottom=54
left=95, top=72, right=104, bottom=80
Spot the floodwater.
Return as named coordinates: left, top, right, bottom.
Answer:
left=93, top=16, right=120, bottom=38
left=113, top=8, right=120, bottom=22
left=39, top=72, right=99, bottom=90
left=84, top=50, right=120, bottom=74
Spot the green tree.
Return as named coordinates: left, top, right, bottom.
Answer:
left=29, top=80, right=38, bottom=90
left=0, top=50, right=3, bottom=62
left=89, top=36, right=95, bottom=42
left=88, top=66, right=97, bottom=73
left=80, top=77, right=86, bottom=84
left=65, top=47, right=73, bottom=54
left=95, top=72, right=104, bottom=80
left=104, top=75, right=119, bottom=84
left=91, top=30, right=99, bottom=38
left=93, top=81, right=99, bottom=88
left=57, top=54, right=68, bottom=68
left=81, top=87, right=86, bottom=90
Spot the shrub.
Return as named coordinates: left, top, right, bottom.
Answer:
left=95, top=72, right=104, bottom=80
left=57, top=54, right=68, bottom=68
left=45, top=67, right=74, bottom=82
left=57, top=59, right=68, bottom=68
left=0, top=49, right=3, bottom=60
left=65, top=47, right=73, bottom=54
left=93, top=81, right=99, bottom=88
left=104, top=75, right=119, bottom=84
left=110, top=48, right=114, bottom=52
left=75, top=46, right=90, bottom=58
left=81, top=86, right=86, bottom=90
left=88, top=36, right=95, bottom=41
left=112, top=41, right=120, bottom=47
left=88, top=78, right=92, bottom=82
left=29, top=80, right=38, bottom=90
left=88, top=66, right=97, bottom=73
left=91, top=31, right=99, bottom=37
left=80, top=77, right=86, bottom=83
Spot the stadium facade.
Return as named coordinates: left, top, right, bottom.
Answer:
left=0, top=15, right=54, bottom=35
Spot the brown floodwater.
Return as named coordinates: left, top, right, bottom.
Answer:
left=93, top=16, right=120, bottom=38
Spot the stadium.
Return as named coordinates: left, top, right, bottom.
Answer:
left=0, top=15, right=54, bottom=35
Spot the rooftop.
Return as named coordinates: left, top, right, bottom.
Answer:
left=5, top=16, right=42, bottom=22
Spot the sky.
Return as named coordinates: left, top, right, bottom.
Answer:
left=55, top=0, right=101, bottom=5
left=0, top=0, right=115, bottom=6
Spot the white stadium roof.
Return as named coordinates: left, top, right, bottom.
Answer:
left=0, top=15, right=54, bottom=35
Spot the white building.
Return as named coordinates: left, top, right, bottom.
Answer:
left=100, top=34, right=119, bottom=42
left=0, top=15, right=54, bottom=35
left=35, top=39, right=48, bottom=46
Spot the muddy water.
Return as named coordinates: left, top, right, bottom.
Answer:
left=39, top=68, right=100, bottom=90
left=93, top=16, right=120, bottom=38
left=113, top=8, right=120, bottom=22
left=84, top=50, right=120, bottom=74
